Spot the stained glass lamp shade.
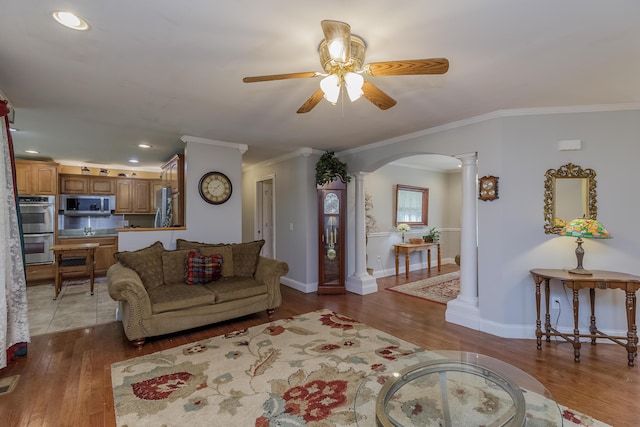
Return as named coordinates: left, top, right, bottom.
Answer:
left=559, top=218, right=611, bottom=275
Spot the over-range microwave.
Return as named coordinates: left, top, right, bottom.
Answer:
left=61, top=195, right=115, bottom=216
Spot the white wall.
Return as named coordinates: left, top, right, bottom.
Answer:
left=242, top=151, right=319, bottom=292
left=341, top=108, right=640, bottom=338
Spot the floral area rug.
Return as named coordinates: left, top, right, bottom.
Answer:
left=387, top=271, right=460, bottom=304
left=110, top=309, right=609, bottom=427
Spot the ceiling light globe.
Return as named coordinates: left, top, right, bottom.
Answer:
left=345, top=72, right=364, bottom=102
left=320, top=74, right=340, bottom=104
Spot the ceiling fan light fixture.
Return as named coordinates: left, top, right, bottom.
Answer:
left=344, top=72, right=364, bottom=102
left=320, top=74, right=340, bottom=104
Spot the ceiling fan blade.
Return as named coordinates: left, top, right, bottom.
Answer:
left=321, top=20, right=351, bottom=63
left=243, top=71, right=321, bottom=83
left=365, top=58, right=449, bottom=76
left=296, top=88, right=325, bottom=114
left=362, top=81, right=397, bottom=110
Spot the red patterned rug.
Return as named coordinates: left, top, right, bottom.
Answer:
left=387, top=271, right=460, bottom=304
left=110, top=309, right=609, bottom=426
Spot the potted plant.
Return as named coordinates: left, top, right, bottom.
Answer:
left=423, top=227, right=440, bottom=242
left=397, top=223, right=411, bottom=243
left=315, top=151, right=351, bottom=186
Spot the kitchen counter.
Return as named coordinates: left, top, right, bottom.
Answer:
left=58, top=229, right=119, bottom=238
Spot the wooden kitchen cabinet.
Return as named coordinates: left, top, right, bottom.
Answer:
left=25, top=263, right=56, bottom=284
left=54, top=236, right=118, bottom=276
left=115, top=179, right=151, bottom=213
left=15, top=160, right=58, bottom=195
left=60, top=175, right=116, bottom=195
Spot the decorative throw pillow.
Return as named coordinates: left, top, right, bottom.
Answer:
left=231, top=240, right=265, bottom=278
left=185, top=250, right=223, bottom=285
left=198, top=245, right=233, bottom=278
left=161, top=249, right=194, bottom=284
left=113, top=241, right=165, bottom=290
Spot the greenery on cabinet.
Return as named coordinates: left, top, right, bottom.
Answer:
left=315, top=151, right=351, bottom=186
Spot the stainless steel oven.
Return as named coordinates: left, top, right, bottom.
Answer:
left=18, top=195, right=55, bottom=264
left=22, top=233, right=55, bottom=265
left=18, top=195, right=55, bottom=234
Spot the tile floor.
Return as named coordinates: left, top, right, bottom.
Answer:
left=27, top=277, right=119, bottom=336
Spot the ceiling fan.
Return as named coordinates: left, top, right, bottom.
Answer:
left=242, top=20, right=449, bottom=114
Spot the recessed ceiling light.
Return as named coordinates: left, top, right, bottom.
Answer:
left=25, top=149, right=39, bottom=154
left=52, top=10, right=90, bottom=31
left=138, top=143, right=153, bottom=149
left=128, top=159, right=139, bottom=164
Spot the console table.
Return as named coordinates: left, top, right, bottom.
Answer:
left=393, top=242, right=441, bottom=278
left=50, top=242, right=99, bottom=300
left=530, top=268, right=640, bottom=366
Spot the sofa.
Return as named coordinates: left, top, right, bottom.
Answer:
left=107, top=239, right=289, bottom=347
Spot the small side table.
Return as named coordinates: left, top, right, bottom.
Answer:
left=393, top=242, right=441, bottom=278
left=530, top=268, right=640, bottom=366
left=50, top=243, right=99, bottom=300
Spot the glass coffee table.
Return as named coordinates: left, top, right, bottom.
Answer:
left=354, top=350, right=562, bottom=427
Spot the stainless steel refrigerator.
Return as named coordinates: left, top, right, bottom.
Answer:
left=154, top=187, right=173, bottom=228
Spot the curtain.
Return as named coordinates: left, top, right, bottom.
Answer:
left=0, top=99, right=30, bottom=369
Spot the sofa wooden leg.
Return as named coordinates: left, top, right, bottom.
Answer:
left=267, top=308, right=275, bottom=318
left=131, top=338, right=145, bottom=349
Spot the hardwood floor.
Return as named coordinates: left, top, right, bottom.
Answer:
left=1, top=265, right=638, bottom=426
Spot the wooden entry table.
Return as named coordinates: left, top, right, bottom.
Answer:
left=530, top=269, right=640, bottom=366
left=394, top=242, right=441, bottom=278
left=50, top=242, right=99, bottom=300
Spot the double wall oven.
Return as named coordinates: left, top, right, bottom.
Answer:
left=18, top=195, right=55, bottom=265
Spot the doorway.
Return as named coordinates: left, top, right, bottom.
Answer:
left=255, top=176, right=275, bottom=258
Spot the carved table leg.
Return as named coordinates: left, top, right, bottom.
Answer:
left=625, top=291, right=637, bottom=367
left=589, top=288, right=597, bottom=345
left=544, top=279, right=551, bottom=342
left=572, top=288, right=581, bottom=362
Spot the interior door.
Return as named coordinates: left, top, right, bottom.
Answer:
left=256, top=178, right=275, bottom=258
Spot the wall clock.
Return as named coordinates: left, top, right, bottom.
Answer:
left=479, top=175, right=499, bottom=201
left=198, top=171, right=232, bottom=205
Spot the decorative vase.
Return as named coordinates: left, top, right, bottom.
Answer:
left=402, top=232, right=405, bottom=243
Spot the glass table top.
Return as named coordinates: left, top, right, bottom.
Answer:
left=354, top=350, right=562, bottom=427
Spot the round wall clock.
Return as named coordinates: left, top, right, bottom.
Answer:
left=199, top=171, right=232, bottom=205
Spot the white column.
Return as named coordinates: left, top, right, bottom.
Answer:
left=346, top=171, right=378, bottom=295
left=446, top=153, right=480, bottom=329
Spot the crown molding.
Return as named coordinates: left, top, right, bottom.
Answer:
left=243, top=147, right=323, bottom=171
left=180, top=135, right=248, bottom=154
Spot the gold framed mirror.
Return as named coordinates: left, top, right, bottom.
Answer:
left=395, top=184, right=429, bottom=226
left=543, top=163, right=597, bottom=234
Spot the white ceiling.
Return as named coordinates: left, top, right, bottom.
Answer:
left=2, top=1, right=640, bottom=171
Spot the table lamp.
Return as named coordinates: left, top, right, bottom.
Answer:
left=559, top=218, right=611, bottom=275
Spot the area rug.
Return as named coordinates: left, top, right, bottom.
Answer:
left=387, top=271, right=460, bottom=304
left=27, top=277, right=118, bottom=336
left=110, top=309, right=608, bottom=427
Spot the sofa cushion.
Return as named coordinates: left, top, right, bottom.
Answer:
left=231, top=240, right=265, bottom=277
left=185, top=250, right=223, bottom=285
left=113, top=241, right=165, bottom=290
left=162, top=249, right=193, bottom=284
left=203, top=277, right=267, bottom=303
left=147, top=283, right=217, bottom=314
left=176, top=239, right=234, bottom=278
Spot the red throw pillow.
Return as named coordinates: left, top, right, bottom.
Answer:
left=184, top=250, right=223, bottom=285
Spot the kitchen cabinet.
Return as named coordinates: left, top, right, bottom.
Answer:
left=15, top=160, right=58, bottom=195
left=60, top=175, right=115, bottom=195
left=25, top=263, right=56, bottom=284
left=54, top=236, right=118, bottom=276
left=161, top=154, right=184, bottom=226
left=115, top=179, right=151, bottom=213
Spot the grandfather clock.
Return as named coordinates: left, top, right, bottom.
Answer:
left=317, top=176, right=346, bottom=294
